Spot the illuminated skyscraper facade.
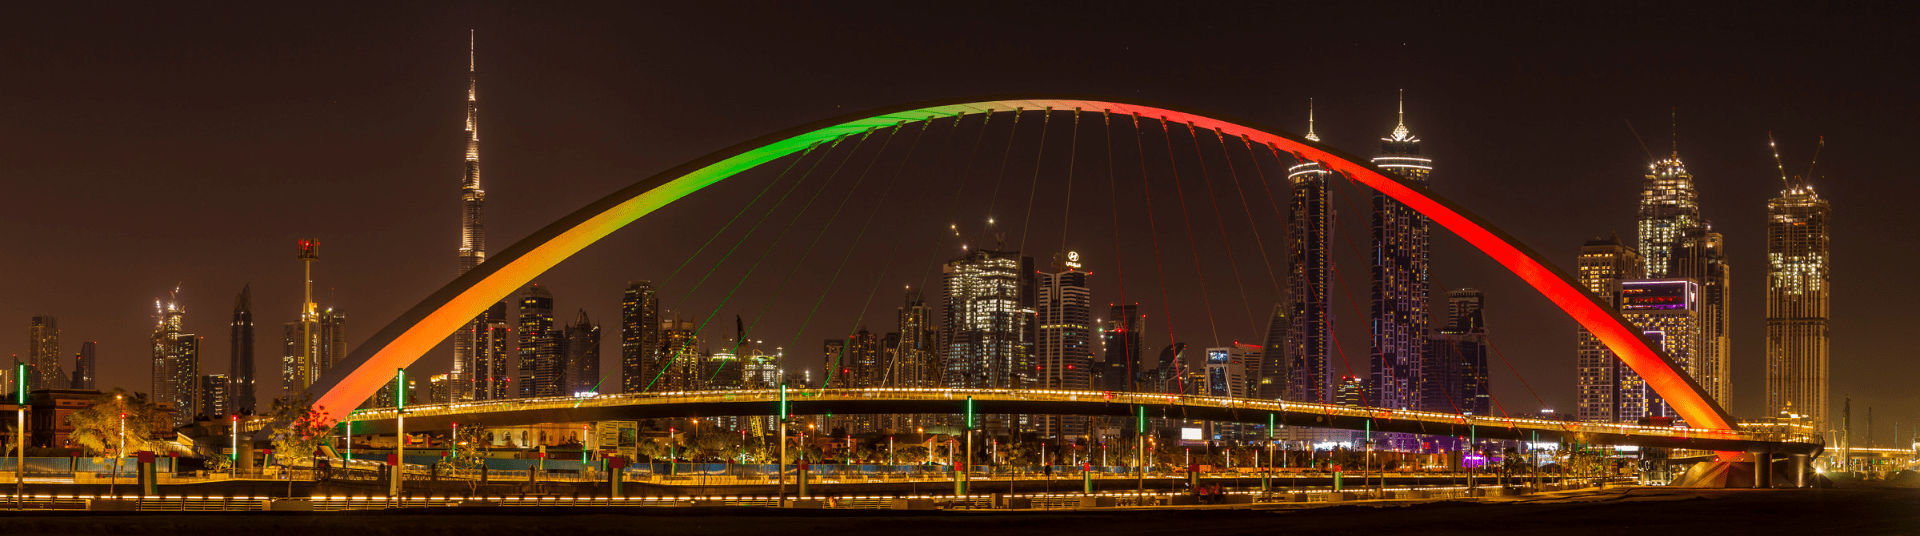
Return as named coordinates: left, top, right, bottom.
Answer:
left=1285, top=107, right=1333, bottom=405
left=1369, top=96, right=1432, bottom=410
left=1637, top=154, right=1700, bottom=278
left=471, top=302, right=513, bottom=400
left=1674, top=226, right=1731, bottom=407
left=940, top=248, right=1035, bottom=390
left=152, top=294, right=198, bottom=426
left=893, top=289, right=938, bottom=387
left=452, top=32, right=492, bottom=402
left=516, top=285, right=559, bottom=398
left=620, top=281, right=661, bottom=393
left=1766, top=185, right=1830, bottom=428
left=72, top=341, right=95, bottom=391
left=657, top=313, right=699, bottom=391
left=1574, top=235, right=1643, bottom=423
left=1619, top=279, right=1700, bottom=424
left=1036, top=253, right=1092, bottom=391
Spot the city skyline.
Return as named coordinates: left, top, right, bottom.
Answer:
left=0, top=4, right=1906, bottom=434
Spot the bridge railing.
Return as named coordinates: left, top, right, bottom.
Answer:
left=342, top=388, right=1821, bottom=446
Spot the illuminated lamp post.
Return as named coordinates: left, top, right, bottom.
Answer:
left=230, top=414, right=239, bottom=477
left=391, top=367, right=406, bottom=499
left=777, top=383, right=788, bottom=507
left=15, top=362, right=26, bottom=510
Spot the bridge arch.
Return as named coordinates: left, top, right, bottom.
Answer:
left=307, top=94, right=1736, bottom=432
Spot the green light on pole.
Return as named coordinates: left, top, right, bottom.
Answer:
left=395, top=368, right=406, bottom=410
left=779, top=383, right=789, bottom=419
left=965, top=396, right=974, bottom=429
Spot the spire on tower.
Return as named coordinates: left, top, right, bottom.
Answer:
left=1304, top=98, right=1320, bottom=142
left=1670, top=106, right=1679, bottom=158
left=1385, top=89, right=1415, bottom=142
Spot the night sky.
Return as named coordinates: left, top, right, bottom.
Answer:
left=3, top=2, right=1914, bottom=441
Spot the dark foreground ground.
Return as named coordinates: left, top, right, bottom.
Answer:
left=0, top=487, right=1913, bottom=536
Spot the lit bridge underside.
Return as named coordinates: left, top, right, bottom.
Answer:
left=339, top=388, right=1821, bottom=455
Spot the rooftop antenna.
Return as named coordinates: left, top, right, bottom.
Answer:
left=1304, top=98, right=1319, bottom=142
left=1767, top=132, right=1792, bottom=187
left=1670, top=106, right=1679, bottom=158
left=1804, top=136, right=1825, bottom=184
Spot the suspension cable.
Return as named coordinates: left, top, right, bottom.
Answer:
left=1131, top=114, right=1182, bottom=394
left=659, top=142, right=820, bottom=290
left=1184, top=122, right=1258, bottom=335
left=913, top=110, right=1002, bottom=292
left=791, top=120, right=926, bottom=387
left=1015, top=108, right=1054, bottom=252
left=1158, top=118, right=1220, bottom=349
left=1215, top=129, right=1282, bottom=297
left=982, top=108, right=1025, bottom=238
left=1102, top=110, right=1137, bottom=390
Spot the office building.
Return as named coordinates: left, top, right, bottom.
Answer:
left=471, top=302, right=513, bottom=400
left=1424, top=288, right=1489, bottom=415
left=199, top=374, right=229, bottom=418
left=152, top=293, right=199, bottom=426
left=517, top=285, right=562, bottom=398
left=657, top=313, right=700, bottom=391
left=940, top=248, right=1036, bottom=390
left=1036, top=252, right=1092, bottom=391
left=1638, top=151, right=1700, bottom=278
left=821, top=338, right=848, bottom=388
left=893, top=289, right=938, bottom=387
left=1619, top=279, right=1700, bottom=423
left=1674, top=226, right=1732, bottom=408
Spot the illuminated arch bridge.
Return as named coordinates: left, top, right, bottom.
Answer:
left=299, top=93, right=1804, bottom=454
left=340, top=388, right=1819, bottom=455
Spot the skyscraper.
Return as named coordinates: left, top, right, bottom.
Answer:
left=564, top=309, right=601, bottom=396
left=1619, top=279, right=1701, bottom=423
left=1036, top=252, right=1092, bottom=391
left=516, top=285, right=561, bottom=398
left=317, top=309, right=346, bottom=378
left=71, top=341, right=95, bottom=391
left=1674, top=226, right=1732, bottom=408
left=284, top=239, right=321, bottom=394
left=893, top=289, right=938, bottom=387
left=940, top=248, right=1035, bottom=390
left=821, top=339, right=847, bottom=387
left=844, top=328, right=882, bottom=388
left=1102, top=304, right=1143, bottom=392
left=1766, top=183, right=1830, bottom=428
left=1369, top=93, right=1433, bottom=410
left=199, top=374, right=228, bottom=419
left=1286, top=103, right=1333, bottom=405
left=1637, top=150, right=1700, bottom=278
left=152, top=293, right=198, bottom=426
left=1574, top=234, right=1643, bottom=423
left=29, top=315, right=60, bottom=389
left=228, top=285, right=255, bottom=414
left=620, top=281, right=661, bottom=393
left=471, top=302, right=512, bottom=400
left=657, top=313, right=699, bottom=391
left=1424, top=288, right=1489, bottom=415
left=452, top=32, right=492, bottom=403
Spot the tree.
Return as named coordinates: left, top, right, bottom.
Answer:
left=65, top=389, right=168, bottom=457
left=266, top=393, right=335, bottom=468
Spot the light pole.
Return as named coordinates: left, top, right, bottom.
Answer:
left=230, top=414, right=239, bottom=477
left=391, top=367, right=406, bottom=499
left=16, top=362, right=27, bottom=510
left=777, top=383, right=788, bottom=507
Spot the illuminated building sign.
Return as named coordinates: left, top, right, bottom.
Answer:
left=1620, top=280, right=1694, bottom=311
left=1065, top=251, right=1083, bottom=270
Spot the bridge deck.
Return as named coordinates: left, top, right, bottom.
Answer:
left=329, top=388, right=1820, bottom=455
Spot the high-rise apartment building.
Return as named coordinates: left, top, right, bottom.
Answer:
left=844, top=328, right=882, bottom=388
left=893, top=289, right=938, bottom=387
left=1102, top=304, right=1143, bottom=392
left=228, top=285, right=255, bottom=414
left=516, top=285, right=561, bottom=398
left=940, top=248, right=1036, bottom=390
left=1766, top=184, right=1830, bottom=428
left=1369, top=95, right=1433, bottom=410
left=1574, top=235, right=1644, bottom=423
left=564, top=309, right=600, bottom=396
left=452, top=32, right=492, bottom=403
left=29, top=315, right=60, bottom=389
left=1287, top=105, right=1334, bottom=405
left=1036, top=253, right=1092, bottom=391
left=1256, top=305, right=1286, bottom=400
left=71, top=341, right=95, bottom=391
left=1204, top=344, right=1258, bottom=398
left=620, top=281, right=661, bottom=393
left=821, top=339, right=847, bottom=387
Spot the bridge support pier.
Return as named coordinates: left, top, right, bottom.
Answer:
left=1789, top=454, right=1809, bottom=488
left=1748, top=446, right=1772, bottom=489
